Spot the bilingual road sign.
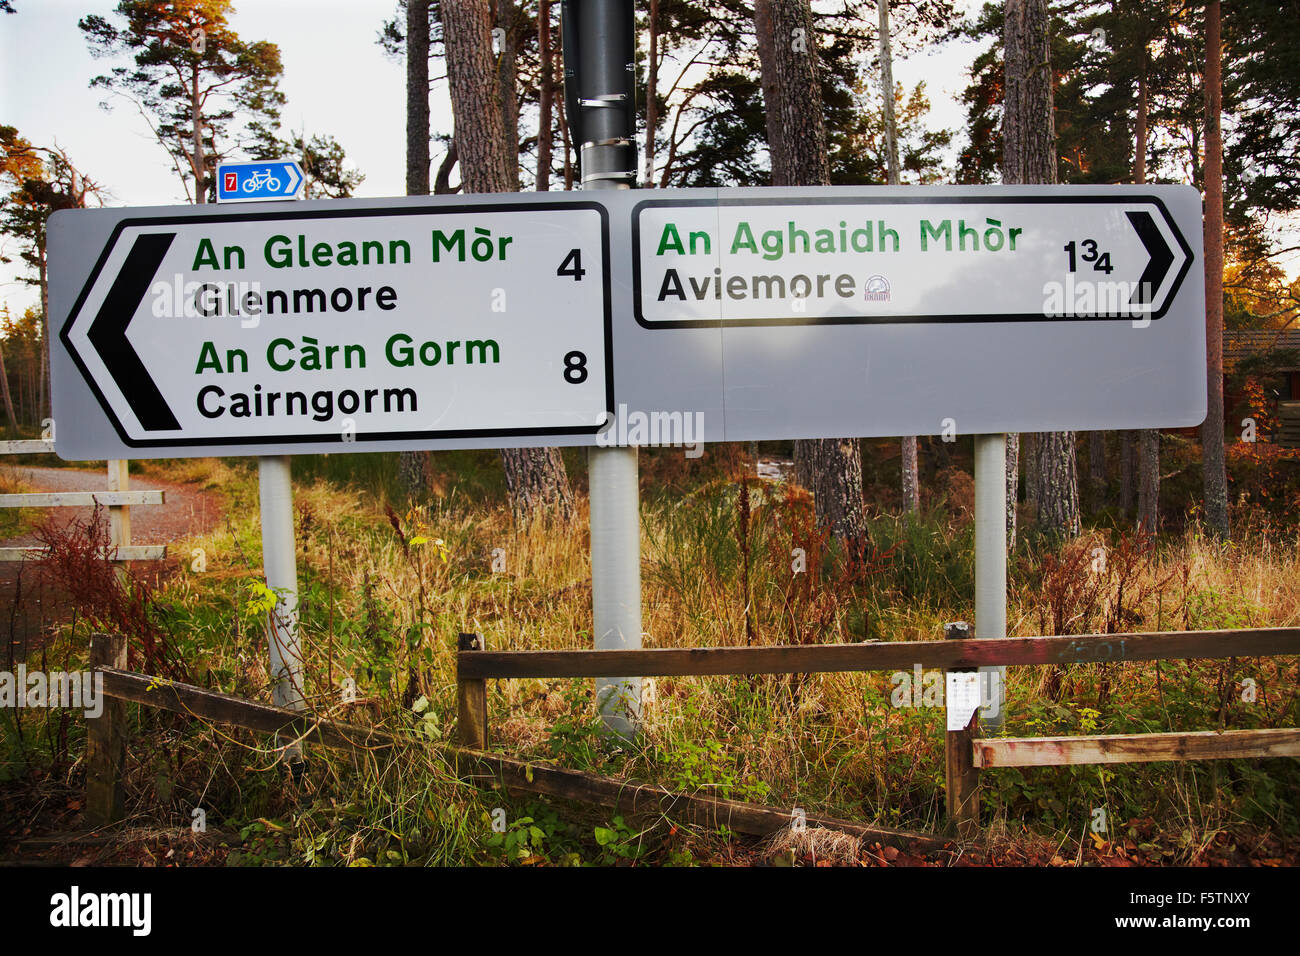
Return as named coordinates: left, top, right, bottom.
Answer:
left=49, top=185, right=1205, bottom=460
left=216, top=160, right=304, bottom=203
left=53, top=196, right=611, bottom=457
left=633, top=194, right=1193, bottom=326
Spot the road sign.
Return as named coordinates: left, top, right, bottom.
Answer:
left=49, top=185, right=1206, bottom=460
left=216, top=160, right=304, bottom=203
left=53, top=196, right=611, bottom=457
left=633, top=193, right=1193, bottom=326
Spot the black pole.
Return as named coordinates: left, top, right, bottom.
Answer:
left=562, top=0, right=636, bottom=188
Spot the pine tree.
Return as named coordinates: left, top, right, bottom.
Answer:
left=80, top=0, right=286, bottom=203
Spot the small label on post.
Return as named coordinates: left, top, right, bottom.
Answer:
left=946, top=671, right=980, bottom=731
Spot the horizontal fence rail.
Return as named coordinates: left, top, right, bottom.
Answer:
left=973, top=729, right=1300, bottom=768
left=0, top=545, right=166, bottom=562
left=98, top=667, right=389, bottom=754
left=0, top=439, right=55, bottom=454
left=0, top=491, right=162, bottom=508
left=457, top=628, right=1300, bottom=679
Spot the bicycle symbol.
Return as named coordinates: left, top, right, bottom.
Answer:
left=241, top=170, right=281, bottom=193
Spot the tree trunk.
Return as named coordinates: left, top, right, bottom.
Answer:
left=401, top=0, right=433, bottom=500
left=536, top=0, right=553, bottom=191
left=500, top=447, right=573, bottom=520
left=643, top=0, right=659, bottom=187
left=1003, top=0, right=1077, bottom=539
left=435, top=141, right=459, bottom=194
left=0, top=345, right=17, bottom=436
left=1133, top=55, right=1160, bottom=534
left=753, top=0, right=787, bottom=187
left=1137, top=429, right=1159, bottom=533
left=1022, top=432, right=1038, bottom=508
left=1087, top=431, right=1106, bottom=511
left=757, top=0, right=867, bottom=546
left=495, top=0, right=520, bottom=191
left=555, top=37, right=574, bottom=190
left=191, top=67, right=204, bottom=204
left=878, top=0, right=918, bottom=513
left=1119, top=432, right=1134, bottom=513
left=407, top=0, right=431, bottom=195
left=1034, top=432, right=1079, bottom=536
left=878, top=0, right=900, bottom=185
left=794, top=438, right=868, bottom=544
left=442, top=0, right=573, bottom=518
left=1201, top=0, right=1229, bottom=539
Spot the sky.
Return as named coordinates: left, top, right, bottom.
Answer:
left=0, top=0, right=984, bottom=316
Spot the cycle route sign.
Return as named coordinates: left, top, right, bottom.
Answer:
left=216, top=160, right=305, bottom=203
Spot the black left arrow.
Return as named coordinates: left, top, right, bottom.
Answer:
left=86, top=232, right=181, bottom=431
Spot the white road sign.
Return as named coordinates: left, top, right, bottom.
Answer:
left=56, top=200, right=611, bottom=452
left=633, top=194, right=1193, bottom=326
left=50, top=186, right=1206, bottom=460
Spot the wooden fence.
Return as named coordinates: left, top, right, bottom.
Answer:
left=0, top=442, right=165, bottom=562
left=455, top=624, right=1300, bottom=838
left=83, top=626, right=1300, bottom=843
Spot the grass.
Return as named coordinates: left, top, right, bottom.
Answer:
left=0, top=467, right=37, bottom=538
left=3, top=444, right=1297, bottom=866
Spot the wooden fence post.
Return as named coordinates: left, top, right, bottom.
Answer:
left=944, top=621, right=980, bottom=839
left=86, top=632, right=127, bottom=828
left=457, top=633, right=488, bottom=749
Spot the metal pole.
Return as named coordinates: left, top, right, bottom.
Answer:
left=258, top=455, right=305, bottom=762
left=973, top=435, right=1006, bottom=730
left=588, top=445, right=641, bottom=735
left=568, top=0, right=641, bottom=735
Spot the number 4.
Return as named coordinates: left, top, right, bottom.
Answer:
left=557, top=248, right=585, bottom=281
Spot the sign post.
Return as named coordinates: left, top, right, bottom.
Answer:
left=219, top=159, right=307, bottom=766
left=974, top=435, right=1006, bottom=730
left=570, top=0, right=642, bottom=737
left=258, top=454, right=305, bottom=764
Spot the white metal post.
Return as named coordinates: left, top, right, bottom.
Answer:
left=973, top=434, right=1006, bottom=730
left=588, top=445, right=641, bottom=735
left=573, top=0, right=641, bottom=736
left=258, top=455, right=305, bottom=761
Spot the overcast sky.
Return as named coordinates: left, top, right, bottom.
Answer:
left=0, top=0, right=983, bottom=316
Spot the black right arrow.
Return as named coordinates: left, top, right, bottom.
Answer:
left=1126, top=210, right=1175, bottom=308
left=85, top=232, right=181, bottom=431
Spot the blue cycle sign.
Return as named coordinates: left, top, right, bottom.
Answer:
left=216, top=160, right=304, bottom=203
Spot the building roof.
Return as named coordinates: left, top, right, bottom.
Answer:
left=1223, top=329, right=1300, bottom=371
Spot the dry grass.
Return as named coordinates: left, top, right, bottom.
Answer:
left=25, top=456, right=1295, bottom=862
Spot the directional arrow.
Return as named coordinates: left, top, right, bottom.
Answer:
left=283, top=163, right=301, bottom=196
left=84, top=232, right=180, bottom=431
left=1126, top=209, right=1175, bottom=307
